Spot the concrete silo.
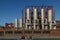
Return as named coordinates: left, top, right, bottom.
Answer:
left=48, top=7, right=53, bottom=29
left=33, top=7, right=38, bottom=30
left=14, top=18, right=19, bottom=28
left=41, top=7, right=45, bottom=29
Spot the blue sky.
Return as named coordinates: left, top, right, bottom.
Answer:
left=0, top=0, right=60, bottom=26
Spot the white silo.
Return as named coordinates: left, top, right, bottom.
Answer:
left=25, top=8, right=31, bottom=30
left=41, top=7, right=45, bottom=29
left=33, top=8, right=37, bottom=30
left=19, top=19, right=22, bottom=28
left=48, top=7, right=53, bottom=29
left=14, top=18, right=19, bottom=27
left=26, top=8, right=30, bottom=19
left=34, top=8, right=37, bottom=20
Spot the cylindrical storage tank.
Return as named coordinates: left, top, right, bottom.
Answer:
left=14, top=18, right=19, bottom=27
left=48, top=6, right=53, bottom=29
left=33, top=8, right=37, bottom=20
left=25, top=8, right=30, bottom=30
left=26, top=8, right=30, bottom=19
left=19, top=19, right=22, bottom=28
left=25, top=7, right=31, bottom=29
left=48, top=7, right=53, bottom=21
left=33, top=7, right=37, bottom=30
left=41, top=6, right=45, bottom=29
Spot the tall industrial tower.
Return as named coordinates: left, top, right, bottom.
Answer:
left=22, top=6, right=56, bottom=30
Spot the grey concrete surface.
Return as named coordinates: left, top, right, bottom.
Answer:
left=0, top=36, right=60, bottom=40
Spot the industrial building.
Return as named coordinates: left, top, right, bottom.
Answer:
left=22, top=6, right=56, bottom=30
left=0, top=6, right=60, bottom=40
